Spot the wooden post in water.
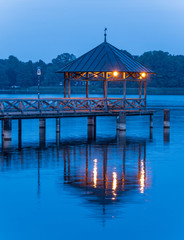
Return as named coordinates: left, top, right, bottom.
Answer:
left=117, top=112, right=126, bottom=131
left=164, top=109, right=170, bottom=128
left=87, top=116, right=96, bottom=141
left=39, top=118, right=46, bottom=147
left=3, top=119, right=12, bottom=141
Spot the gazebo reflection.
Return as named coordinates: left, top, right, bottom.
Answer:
left=62, top=136, right=150, bottom=207
left=0, top=134, right=151, bottom=218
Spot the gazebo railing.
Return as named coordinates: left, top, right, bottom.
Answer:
left=0, top=98, right=146, bottom=115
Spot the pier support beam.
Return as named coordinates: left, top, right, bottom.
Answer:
left=39, top=119, right=46, bottom=147
left=18, top=119, right=22, bottom=149
left=56, top=118, right=60, bottom=134
left=117, top=112, right=126, bottom=131
left=164, top=109, right=170, bottom=128
left=3, top=119, right=12, bottom=141
left=87, top=116, right=96, bottom=141
left=2, top=119, right=12, bottom=149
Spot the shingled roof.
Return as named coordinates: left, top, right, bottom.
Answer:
left=57, top=41, right=153, bottom=73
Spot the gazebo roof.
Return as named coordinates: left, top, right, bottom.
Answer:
left=57, top=41, right=153, bottom=73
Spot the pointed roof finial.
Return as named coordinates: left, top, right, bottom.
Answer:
left=104, top=28, right=107, bottom=42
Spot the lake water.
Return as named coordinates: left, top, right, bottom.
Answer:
left=0, top=94, right=184, bottom=240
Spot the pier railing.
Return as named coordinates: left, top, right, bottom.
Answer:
left=0, top=98, right=146, bottom=115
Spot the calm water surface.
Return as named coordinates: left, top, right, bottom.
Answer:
left=0, top=95, right=184, bottom=240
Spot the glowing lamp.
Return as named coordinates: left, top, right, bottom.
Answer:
left=141, top=72, right=146, bottom=78
left=94, top=74, right=98, bottom=78
left=113, top=71, right=118, bottom=77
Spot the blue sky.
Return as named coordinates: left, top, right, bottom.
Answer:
left=1, top=0, right=184, bottom=62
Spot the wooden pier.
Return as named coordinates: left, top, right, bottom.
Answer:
left=0, top=35, right=160, bottom=146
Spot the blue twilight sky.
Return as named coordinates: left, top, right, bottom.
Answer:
left=0, top=0, right=184, bottom=62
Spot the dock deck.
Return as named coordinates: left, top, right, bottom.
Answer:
left=0, top=97, right=154, bottom=119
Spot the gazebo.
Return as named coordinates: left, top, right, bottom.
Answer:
left=57, top=32, right=154, bottom=113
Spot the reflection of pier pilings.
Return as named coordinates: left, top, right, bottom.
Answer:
left=86, top=145, right=88, bottom=184
left=18, top=119, right=22, bottom=149
left=37, top=149, right=41, bottom=197
left=164, top=109, right=170, bottom=128
left=117, top=112, right=126, bottom=131
left=164, top=128, right=170, bottom=143
left=62, top=137, right=148, bottom=203
left=56, top=118, right=60, bottom=146
left=2, top=119, right=12, bottom=149
left=39, top=119, right=46, bottom=147
left=103, top=145, right=108, bottom=189
left=63, top=147, right=71, bottom=181
left=87, top=116, right=96, bottom=142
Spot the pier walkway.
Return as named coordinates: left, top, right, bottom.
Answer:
left=0, top=97, right=152, bottom=119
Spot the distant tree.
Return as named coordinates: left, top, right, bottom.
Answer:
left=1, top=50, right=184, bottom=89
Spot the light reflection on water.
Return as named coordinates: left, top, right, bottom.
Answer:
left=0, top=135, right=151, bottom=220
left=0, top=95, right=184, bottom=239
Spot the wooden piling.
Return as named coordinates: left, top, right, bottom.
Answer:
left=39, top=119, right=46, bottom=147
left=164, top=109, right=170, bottom=128
left=117, top=112, right=126, bottom=131
left=88, top=116, right=96, bottom=126
left=87, top=116, right=96, bottom=141
left=3, top=119, right=12, bottom=141
left=56, top=118, right=60, bottom=133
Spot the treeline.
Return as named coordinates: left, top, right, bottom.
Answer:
left=0, top=51, right=184, bottom=88
left=0, top=53, right=76, bottom=88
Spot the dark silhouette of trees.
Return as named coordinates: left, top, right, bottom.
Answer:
left=0, top=51, right=184, bottom=88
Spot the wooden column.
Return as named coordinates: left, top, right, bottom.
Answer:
left=56, top=118, right=60, bottom=133
left=103, top=72, right=108, bottom=99
left=123, top=80, right=126, bottom=99
left=144, top=81, right=147, bottom=104
left=64, top=79, right=67, bottom=98
left=86, top=81, right=89, bottom=98
left=164, top=109, right=170, bottom=128
left=103, top=81, right=105, bottom=98
left=39, top=119, right=46, bottom=147
left=68, top=79, right=71, bottom=98
left=87, top=116, right=96, bottom=141
left=86, top=73, right=89, bottom=98
left=117, top=112, right=126, bottom=131
left=3, top=119, right=12, bottom=141
left=139, top=81, right=142, bottom=98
